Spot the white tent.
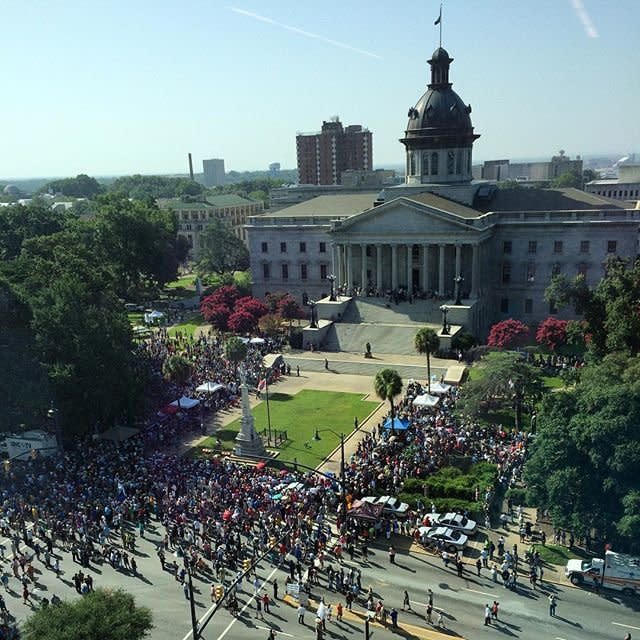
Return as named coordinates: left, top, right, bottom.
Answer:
left=170, top=396, right=200, bottom=409
left=195, top=382, right=225, bottom=394
left=249, top=337, right=266, bottom=345
left=430, top=381, right=452, bottom=395
left=144, top=310, right=165, bottom=324
left=412, top=393, right=440, bottom=407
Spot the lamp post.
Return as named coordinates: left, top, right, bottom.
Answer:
left=327, top=273, right=337, bottom=301
left=439, top=304, right=450, bottom=335
left=47, top=402, right=63, bottom=452
left=454, top=274, right=464, bottom=306
left=177, top=543, right=199, bottom=640
left=308, top=300, right=318, bottom=328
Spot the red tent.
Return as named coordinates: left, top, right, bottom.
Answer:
left=159, top=404, right=178, bottom=415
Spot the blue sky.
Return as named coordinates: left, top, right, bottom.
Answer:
left=1, top=0, right=639, bottom=178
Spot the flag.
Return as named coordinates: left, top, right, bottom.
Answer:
left=434, top=12, right=441, bottom=25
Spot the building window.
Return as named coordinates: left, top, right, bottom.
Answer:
left=447, top=150, right=455, bottom=175
left=578, top=263, right=588, bottom=278
left=262, top=263, right=270, bottom=280
left=422, top=151, right=429, bottom=176
left=500, top=298, right=509, bottom=313
left=607, top=240, right=617, bottom=253
left=301, top=264, right=307, bottom=280
left=580, top=240, right=590, bottom=254
left=503, top=241, right=512, bottom=254
left=551, top=263, right=561, bottom=277
left=261, top=242, right=268, bottom=253
left=502, top=262, right=511, bottom=284
left=412, top=245, right=419, bottom=260
left=456, top=149, right=462, bottom=174
left=554, top=240, right=563, bottom=254
left=299, top=242, right=306, bottom=253
left=319, top=242, right=326, bottom=253
left=524, top=298, right=533, bottom=314
left=281, top=264, right=288, bottom=280
left=366, top=245, right=372, bottom=257
left=528, top=240, right=537, bottom=254
left=320, top=264, right=328, bottom=280
left=431, top=152, right=439, bottom=175
left=526, top=263, right=536, bottom=283
left=280, top=242, right=287, bottom=253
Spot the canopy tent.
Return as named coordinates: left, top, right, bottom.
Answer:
left=348, top=500, right=384, bottom=521
left=383, top=417, right=410, bottom=431
left=169, top=396, right=200, bottom=410
left=159, top=404, right=178, bottom=415
left=195, top=382, right=225, bottom=394
left=233, top=336, right=250, bottom=344
left=144, top=310, right=165, bottom=324
left=249, top=337, right=266, bottom=345
left=430, top=381, right=452, bottom=395
left=263, top=353, right=284, bottom=370
left=413, top=393, right=440, bottom=408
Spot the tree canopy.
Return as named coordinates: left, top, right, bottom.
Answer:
left=38, top=173, right=104, bottom=198
left=525, top=353, right=640, bottom=550
left=197, top=220, right=249, bottom=275
left=374, top=369, right=403, bottom=419
left=22, top=588, right=153, bottom=640
left=109, top=174, right=204, bottom=199
left=545, top=257, right=640, bottom=358
left=414, top=327, right=440, bottom=393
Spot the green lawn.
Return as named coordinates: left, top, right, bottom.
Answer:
left=542, top=375, right=564, bottom=390
left=534, top=544, right=582, bottom=566
left=197, top=390, right=379, bottom=469
left=165, top=274, right=197, bottom=290
left=167, top=312, right=207, bottom=338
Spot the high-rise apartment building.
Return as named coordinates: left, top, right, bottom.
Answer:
left=296, top=117, right=372, bottom=185
left=202, top=158, right=226, bottom=187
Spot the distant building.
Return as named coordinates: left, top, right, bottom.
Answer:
left=202, top=158, right=226, bottom=187
left=160, top=194, right=263, bottom=260
left=477, top=151, right=583, bottom=183
left=586, top=162, right=640, bottom=203
left=268, top=162, right=281, bottom=177
left=296, top=117, right=372, bottom=185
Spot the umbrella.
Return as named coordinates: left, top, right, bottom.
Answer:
left=255, top=461, right=266, bottom=470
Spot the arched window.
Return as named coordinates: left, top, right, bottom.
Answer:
left=431, top=152, right=439, bottom=176
left=447, top=150, right=455, bottom=175
left=409, top=152, right=416, bottom=176
left=422, top=152, right=430, bottom=175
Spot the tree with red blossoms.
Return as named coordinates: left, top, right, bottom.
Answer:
left=228, top=309, right=257, bottom=334
left=277, top=294, right=305, bottom=320
left=236, top=296, right=268, bottom=321
left=535, top=317, right=569, bottom=351
left=487, top=318, right=530, bottom=349
left=202, top=303, right=230, bottom=331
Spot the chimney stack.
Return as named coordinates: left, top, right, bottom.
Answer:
left=188, top=153, right=194, bottom=180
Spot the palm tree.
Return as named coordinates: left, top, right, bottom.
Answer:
left=162, top=354, right=192, bottom=409
left=414, top=327, right=440, bottom=394
left=374, top=369, right=403, bottom=425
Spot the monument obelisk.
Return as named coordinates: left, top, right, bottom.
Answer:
left=234, top=367, right=266, bottom=457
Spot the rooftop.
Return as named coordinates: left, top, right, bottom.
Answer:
left=255, top=193, right=378, bottom=219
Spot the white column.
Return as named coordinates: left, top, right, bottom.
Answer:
left=471, top=243, right=479, bottom=298
left=455, top=243, right=462, bottom=278
left=391, top=244, right=398, bottom=290
left=438, top=244, right=446, bottom=296
left=335, top=243, right=342, bottom=286
left=361, top=243, right=367, bottom=290
left=406, top=244, right=413, bottom=290
left=422, top=244, right=429, bottom=292
left=346, top=244, right=353, bottom=291
left=376, top=245, right=383, bottom=292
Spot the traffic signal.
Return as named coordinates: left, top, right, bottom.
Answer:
left=243, top=559, right=251, bottom=572
left=214, top=584, right=224, bottom=601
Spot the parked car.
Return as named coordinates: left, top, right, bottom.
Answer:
left=418, top=526, right=468, bottom=552
left=430, top=512, right=477, bottom=535
left=362, top=495, right=410, bottom=517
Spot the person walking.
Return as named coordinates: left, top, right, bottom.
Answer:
left=255, top=597, right=264, bottom=620
left=388, top=546, right=396, bottom=564
left=476, top=558, right=482, bottom=576
left=491, top=601, right=499, bottom=620
left=484, top=604, right=492, bottom=626
left=262, top=592, right=270, bottom=614
left=297, top=603, right=306, bottom=624
left=426, top=603, right=433, bottom=624
left=273, top=579, right=278, bottom=600
left=402, top=589, right=411, bottom=611
left=324, top=358, right=329, bottom=370
left=390, top=607, right=398, bottom=628
left=336, top=601, right=343, bottom=622
left=548, top=594, right=557, bottom=617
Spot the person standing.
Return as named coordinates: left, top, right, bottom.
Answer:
left=476, top=558, right=482, bottom=576
left=491, top=601, right=499, bottom=621
left=484, top=604, right=492, bottom=626
left=324, top=358, right=329, bottom=370
left=402, top=589, right=411, bottom=611
left=390, top=607, right=398, bottom=628
left=297, top=603, right=306, bottom=624
left=273, top=579, right=278, bottom=600
left=548, top=594, right=557, bottom=617
left=388, top=546, right=396, bottom=564
left=336, top=601, right=343, bottom=622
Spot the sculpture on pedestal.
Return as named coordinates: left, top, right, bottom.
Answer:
left=234, top=366, right=266, bottom=457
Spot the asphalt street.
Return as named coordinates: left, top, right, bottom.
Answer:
left=6, top=519, right=637, bottom=640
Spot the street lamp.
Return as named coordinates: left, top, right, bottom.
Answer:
left=46, top=402, right=63, bottom=452
left=454, top=274, right=464, bottom=306
left=439, top=304, right=450, bottom=335
left=308, top=300, right=318, bottom=329
left=176, top=543, right=199, bottom=640
left=327, top=274, right=337, bottom=301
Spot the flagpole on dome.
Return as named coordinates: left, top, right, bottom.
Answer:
left=435, top=3, right=443, bottom=48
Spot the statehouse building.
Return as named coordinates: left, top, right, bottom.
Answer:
left=247, top=47, right=640, bottom=339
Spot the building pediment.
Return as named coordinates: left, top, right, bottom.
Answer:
left=331, top=197, right=480, bottom=240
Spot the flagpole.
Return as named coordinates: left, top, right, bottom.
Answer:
left=439, top=3, right=443, bottom=48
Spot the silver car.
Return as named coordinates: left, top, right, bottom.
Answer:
left=418, top=526, right=468, bottom=552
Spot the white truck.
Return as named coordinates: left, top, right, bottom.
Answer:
left=565, top=550, right=640, bottom=595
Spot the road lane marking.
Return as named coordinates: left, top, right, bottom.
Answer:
left=613, top=622, right=640, bottom=631
left=464, top=587, right=495, bottom=598
left=555, top=636, right=567, bottom=639
left=213, top=565, right=280, bottom=640
left=256, top=626, right=294, bottom=637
